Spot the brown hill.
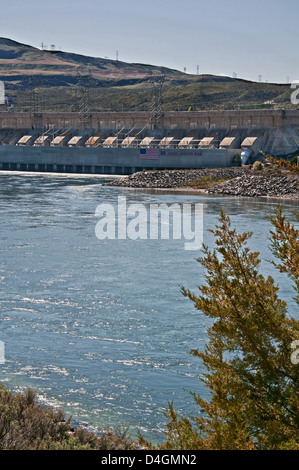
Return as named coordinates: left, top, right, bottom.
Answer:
left=0, top=38, right=296, bottom=112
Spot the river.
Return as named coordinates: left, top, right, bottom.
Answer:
left=0, top=171, right=297, bottom=444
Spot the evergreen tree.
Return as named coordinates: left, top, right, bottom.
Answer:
left=141, top=208, right=299, bottom=450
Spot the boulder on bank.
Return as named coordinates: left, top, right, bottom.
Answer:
left=106, top=168, right=245, bottom=189
left=208, top=173, right=299, bottom=199
left=105, top=168, right=299, bottom=199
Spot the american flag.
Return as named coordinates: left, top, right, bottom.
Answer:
left=140, top=148, right=159, bottom=160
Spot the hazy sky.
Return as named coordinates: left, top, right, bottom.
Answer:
left=1, top=0, right=298, bottom=83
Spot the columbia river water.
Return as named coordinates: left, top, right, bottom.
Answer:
left=0, top=172, right=298, bottom=444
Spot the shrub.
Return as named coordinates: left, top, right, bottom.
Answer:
left=252, top=160, right=264, bottom=171
left=0, top=384, right=135, bottom=450
left=266, top=155, right=299, bottom=174
left=232, top=153, right=242, bottom=166
left=140, top=208, right=299, bottom=450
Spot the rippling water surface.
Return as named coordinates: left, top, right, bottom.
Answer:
left=0, top=172, right=297, bottom=443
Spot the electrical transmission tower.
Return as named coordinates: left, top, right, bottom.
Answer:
left=29, top=77, right=43, bottom=114
left=76, top=70, right=92, bottom=122
left=149, top=70, right=165, bottom=129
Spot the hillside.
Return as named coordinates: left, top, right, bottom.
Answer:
left=0, top=38, right=296, bottom=112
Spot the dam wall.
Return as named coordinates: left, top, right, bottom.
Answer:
left=0, top=110, right=298, bottom=175
left=0, top=145, right=235, bottom=175
left=0, top=109, right=298, bottom=156
left=0, top=109, right=298, bottom=132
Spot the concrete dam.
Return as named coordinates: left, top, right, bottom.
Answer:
left=0, top=109, right=298, bottom=175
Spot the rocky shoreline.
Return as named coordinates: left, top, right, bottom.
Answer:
left=208, top=173, right=299, bottom=198
left=105, top=168, right=299, bottom=200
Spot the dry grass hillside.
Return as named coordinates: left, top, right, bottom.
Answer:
left=0, top=38, right=296, bottom=112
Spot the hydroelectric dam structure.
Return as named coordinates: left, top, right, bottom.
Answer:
left=0, top=109, right=298, bottom=175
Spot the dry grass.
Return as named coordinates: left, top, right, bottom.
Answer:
left=186, top=175, right=232, bottom=189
